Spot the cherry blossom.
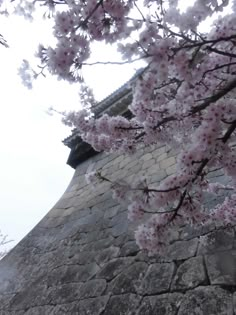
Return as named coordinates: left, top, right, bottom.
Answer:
left=8, top=0, right=236, bottom=253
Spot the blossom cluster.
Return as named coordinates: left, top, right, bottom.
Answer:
left=14, top=0, right=236, bottom=253
left=18, top=59, right=36, bottom=89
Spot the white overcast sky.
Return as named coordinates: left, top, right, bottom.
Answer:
left=0, top=10, right=141, bottom=251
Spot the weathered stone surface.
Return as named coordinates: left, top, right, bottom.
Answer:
left=110, top=211, right=127, bottom=227
left=24, top=306, right=56, bottom=315
left=178, top=286, right=233, bottom=315
left=108, top=262, right=148, bottom=294
left=104, top=205, right=120, bottom=219
left=96, top=257, right=134, bottom=280
left=205, top=250, right=236, bottom=285
left=78, top=279, right=107, bottom=299
left=166, top=164, right=176, bottom=175
left=198, top=228, right=234, bottom=255
left=0, top=128, right=235, bottom=314
left=111, top=220, right=129, bottom=237
left=142, top=158, right=156, bottom=170
left=94, top=246, right=120, bottom=265
left=45, top=280, right=106, bottom=305
left=153, top=146, right=166, bottom=158
left=52, top=295, right=110, bottom=315
left=0, top=293, right=16, bottom=311
left=47, top=282, right=83, bottom=304
left=67, top=249, right=94, bottom=265
left=139, top=263, right=175, bottom=294
left=120, top=241, right=140, bottom=257
left=160, top=156, right=175, bottom=169
left=137, top=293, right=183, bottom=315
left=140, top=153, right=153, bottom=161
left=82, top=236, right=114, bottom=251
left=103, top=294, right=141, bottom=315
left=171, top=256, right=207, bottom=291
left=46, top=263, right=100, bottom=285
left=180, top=223, right=214, bottom=240
left=9, top=284, right=51, bottom=310
left=165, top=238, right=198, bottom=260
left=147, top=170, right=167, bottom=184
left=146, top=164, right=162, bottom=175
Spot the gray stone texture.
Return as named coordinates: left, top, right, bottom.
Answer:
left=178, top=286, right=233, bottom=315
left=205, top=250, right=236, bottom=285
left=139, top=262, right=175, bottom=294
left=0, top=143, right=235, bottom=314
left=137, top=293, right=183, bottom=315
left=171, top=256, right=207, bottom=291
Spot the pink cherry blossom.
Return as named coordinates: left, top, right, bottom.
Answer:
left=10, top=0, right=236, bottom=253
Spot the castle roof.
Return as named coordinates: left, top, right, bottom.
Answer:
left=63, top=68, right=143, bottom=168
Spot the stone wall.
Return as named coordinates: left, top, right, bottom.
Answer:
left=0, top=143, right=235, bottom=314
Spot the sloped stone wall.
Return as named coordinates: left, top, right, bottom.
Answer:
left=0, top=144, right=235, bottom=315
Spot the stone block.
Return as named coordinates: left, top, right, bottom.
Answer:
left=156, top=152, right=168, bottom=162
left=9, top=284, right=51, bottom=310
left=147, top=170, right=167, bottom=184
left=141, top=158, right=156, bottom=170
left=48, top=207, right=67, bottom=218
left=103, top=293, right=141, bottom=315
left=59, top=295, right=110, bottom=315
left=165, top=238, right=198, bottom=261
left=78, top=279, right=107, bottom=299
left=102, top=159, right=120, bottom=171
left=108, top=262, right=148, bottom=294
left=171, top=256, right=207, bottom=291
left=104, top=205, right=120, bottom=219
left=124, top=160, right=141, bottom=171
left=0, top=294, right=16, bottom=311
left=180, top=223, right=214, bottom=240
left=112, top=155, right=125, bottom=165
left=120, top=241, right=140, bottom=257
left=140, top=153, right=153, bottom=161
left=205, top=250, right=236, bottom=285
left=94, top=246, right=120, bottom=266
left=61, top=206, right=76, bottom=217
left=24, top=306, right=56, bottom=315
left=47, top=263, right=100, bottom=285
left=119, top=156, right=133, bottom=169
left=69, top=263, right=100, bottom=282
left=160, top=157, right=176, bottom=169
left=111, top=220, right=129, bottom=237
left=126, top=164, right=142, bottom=177
left=69, top=250, right=96, bottom=265
left=178, top=286, right=233, bottom=315
left=76, top=229, right=108, bottom=246
left=152, top=146, right=166, bottom=158
left=146, top=164, right=161, bottom=175
left=139, top=262, right=175, bottom=295
left=198, top=228, right=234, bottom=255
left=110, top=211, right=127, bottom=227
left=47, top=283, right=82, bottom=304
left=96, top=257, right=134, bottom=281
left=82, top=236, right=114, bottom=251
left=166, top=164, right=177, bottom=175
left=137, top=293, right=183, bottom=315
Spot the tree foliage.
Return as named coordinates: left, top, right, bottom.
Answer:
left=5, top=0, right=236, bottom=253
left=0, top=231, right=12, bottom=260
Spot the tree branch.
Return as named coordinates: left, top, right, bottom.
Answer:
left=82, top=56, right=147, bottom=66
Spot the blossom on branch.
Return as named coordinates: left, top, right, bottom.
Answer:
left=12, top=0, right=236, bottom=253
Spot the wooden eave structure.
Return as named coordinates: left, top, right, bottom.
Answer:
left=63, top=69, right=144, bottom=169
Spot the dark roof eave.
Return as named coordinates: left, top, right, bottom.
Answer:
left=63, top=68, right=144, bottom=168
